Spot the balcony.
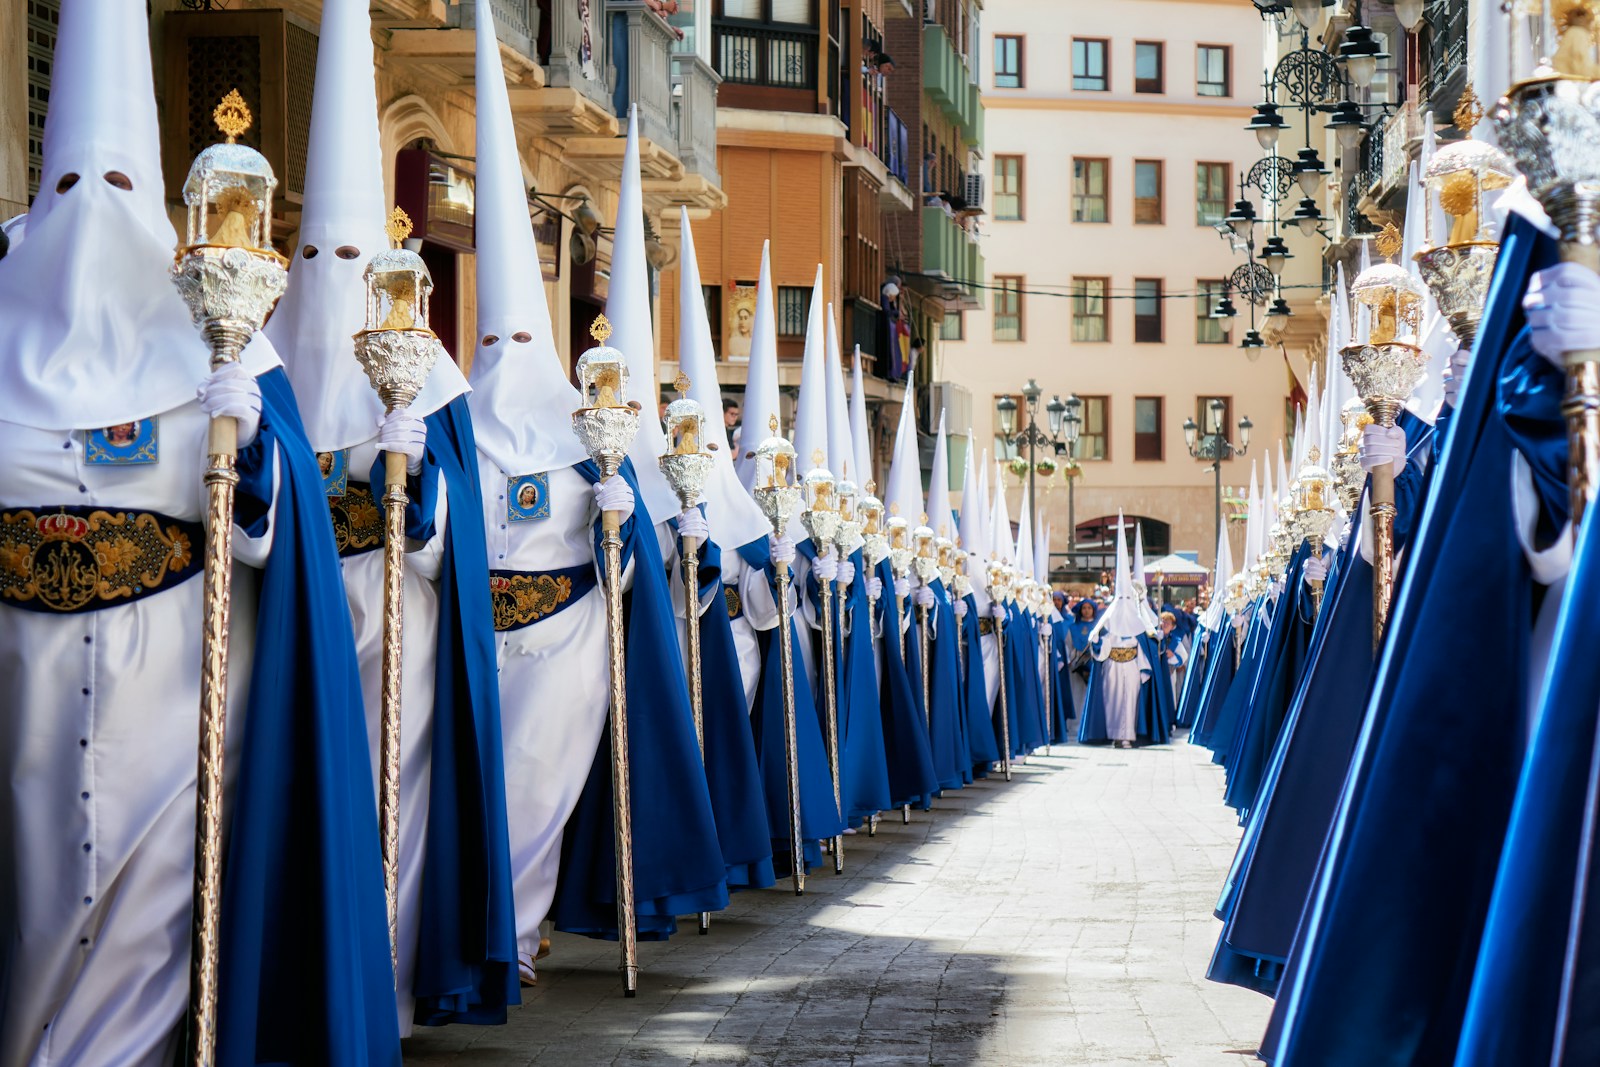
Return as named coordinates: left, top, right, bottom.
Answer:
left=882, top=106, right=910, bottom=186
left=1419, top=0, right=1469, bottom=116
left=530, top=0, right=619, bottom=135
left=921, top=206, right=983, bottom=310
left=385, top=1, right=544, bottom=86
left=922, top=23, right=981, bottom=147
left=608, top=1, right=676, bottom=148
left=672, top=53, right=721, bottom=185
left=714, top=17, right=819, bottom=108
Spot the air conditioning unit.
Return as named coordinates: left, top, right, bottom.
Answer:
left=930, top=381, right=973, bottom=434
left=963, top=173, right=985, bottom=210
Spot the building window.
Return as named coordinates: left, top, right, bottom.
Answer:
left=1197, top=45, right=1230, bottom=97
left=717, top=0, right=820, bottom=90
left=1073, top=157, right=1108, bottom=223
left=776, top=285, right=811, bottom=336
left=1072, top=277, right=1108, bottom=342
left=1135, top=41, right=1164, bottom=94
left=25, top=0, right=60, bottom=199
left=994, top=276, right=1024, bottom=341
left=994, top=34, right=1023, bottom=88
left=1072, top=38, right=1108, bottom=91
left=1134, top=396, right=1164, bottom=461
left=1196, top=162, right=1230, bottom=225
left=1078, top=395, right=1109, bottom=460
left=994, top=155, right=1023, bottom=220
left=941, top=311, right=964, bottom=340
left=703, top=284, right=722, bottom=346
left=1196, top=279, right=1230, bottom=344
left=1134, top=278, right=1163, bottom=342
left=1196, top=396, right=1232, bottom=455
left=1134, top=160, right=1163, bottom=224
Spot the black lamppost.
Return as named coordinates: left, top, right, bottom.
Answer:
left=1183, top=398, right=1253, bottom=555
left=996, top=384, right=1079, bottom=578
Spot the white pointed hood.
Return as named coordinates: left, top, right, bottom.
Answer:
left=927, top=410, right=955, bottom=541
left=266, top=0, right=465, bottom=451
left=958, top=437, right=986, bottom=557
left=1014, top=481, right=1035, bottom=580
left=990, top=464, right=1015, bottom=564
left=0, top=0, right=281, bottom=430
left=1242, top=463, right=1261, bottom=573
left=1036, top=518, right=1051, bottom=587
left=849, top=346, right=874, bottom=490
left=736, top=242, right=780, bottom=490
left=1201, top=518, right=1234, bottom=629
left=1090, top=514, right=1148, bottom=642
left=605, top=107, right=678, bottom=518
left=789, top=268, right=830, bottom=475
left=884, top=383, right=923, bottom=524
left=823, top=310, right=856, bottom=484
left=973, top=447, right=992, bottom=556
left=468, top=0, right=587, bottom=475
left=677, top=208, right=771, bottom=550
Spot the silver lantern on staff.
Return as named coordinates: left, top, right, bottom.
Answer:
left=911, top=519, right=937, bottom=720
left=658, top=374, right=715, bottom=932
left=751, top=417, right=807, bottom=895
left=1494, top=11, right=1600, bottom=523
left=1330, top=397, right=1372, bottom=514
left=859, top=487, right=889, bottom=581
left=570, top=315, right=644, bottom=994
left=1342, top=224, right=1430, bottom=647
left=799, top=453, right=844, bottom=875
left=169, top=88, right=289, bottom=1067
left=986, top=557, right=1014, bottom=782
left=1293, top=448, right=1338, bottom=616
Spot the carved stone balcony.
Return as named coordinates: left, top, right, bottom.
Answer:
left=607, top=1, right=676, bottom=150
left=672, top=53, right=721, bottom=186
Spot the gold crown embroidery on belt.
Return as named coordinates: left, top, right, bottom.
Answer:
left=1108, top=645, right=1139, bottom=663
left=724, top=586, right=743, bottom=620
left=0, top=508, right=200, bottom=613
left=328, top=483, right=384, bottom=557
left=490, top=572, right=575, bottom=631
left=978, top=617, right=996, bottom=635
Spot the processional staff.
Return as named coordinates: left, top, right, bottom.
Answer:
left=858, top=486, right=890, bottom=837
left=169, top=90, right=289, bottom=1066
left=800, top=454, right=845, bottom=875
left=986, top=559, right=1013, bottom=783
left=570, top=316, right=643, bottom=995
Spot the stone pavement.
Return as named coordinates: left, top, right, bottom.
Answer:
left=405, top=741, right=1271, bottom=1066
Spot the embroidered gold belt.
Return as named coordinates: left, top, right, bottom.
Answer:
left=724, top=586, right=743, bottom=621
left=489, top=565, right=595, bottom=632
left=978, top=617, right=996, bottom=635
left=0, top=506, right=202, bottom=613
left=1108, top=646, right=1139, bottom=663
left=328, top=481, right=384, bottom=558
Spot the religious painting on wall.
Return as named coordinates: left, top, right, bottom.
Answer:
left=726, top=283, right=757, bottom=361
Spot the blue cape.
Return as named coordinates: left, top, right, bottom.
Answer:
left=837, top=549, right=892, bottom=821
left=218, top=368, right=400, bottom=1065
left=683, top=533, right=776, bottom=891
left=873, top=557, right=939, bottom=809
left=1188, top=614, right=1242, bottom=748
left=1269, top=215, right=1565, bottom=1066
left=959, top=593, right=999, bottom=775
left=1077, top=630, right=1171, bottom=746
left=925, top=580, right=969, bottom=790
left=549, top=460, right=730, bottom=939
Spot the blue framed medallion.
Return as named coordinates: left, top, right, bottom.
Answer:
left=318, top=449, right=350, bottom=497
left=85, top=419, right=158, bottom=465
left=507, top=473, right=550, bottom=522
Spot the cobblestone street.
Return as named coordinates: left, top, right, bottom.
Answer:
left=405, top=741, right=1270, bottom=1066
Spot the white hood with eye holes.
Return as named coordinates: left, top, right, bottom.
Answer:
left=0, top=0, right=280, bottom=432
left=466, top=0, right=588, bottom=476
left=263, top=0, right=465, bottom=453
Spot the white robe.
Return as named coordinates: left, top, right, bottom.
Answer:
left=338, top=435, right=445, bottom=1035
left=720, top=547, right=781, bottom=713
left=477, top=458, right=608, bottom=965
left=1093, top=636, right=1148, bottom=743
left=0, top=400, right=274, bottom=1067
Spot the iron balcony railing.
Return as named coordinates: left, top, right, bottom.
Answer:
left=713, top=18, right=818, bottom=90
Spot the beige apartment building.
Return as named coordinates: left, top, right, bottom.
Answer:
left=944, top=0, right=1281, bottom=578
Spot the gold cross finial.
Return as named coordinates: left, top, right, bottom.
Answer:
left=889, top=502, right=901, bottom=516
left=865, top=480, right=877, bottom=496
left=386, top=206, right=414, bottom=248
left=921, top=512, right=929, bottom=524
left=590, top=314, right=613, bottom=344
left=214, top=89, right=252, bottom=143
left=1375, top=221, right=1403, bottom=260
left=813, top=448, right=825, bottom=468
left=674, top=372, right=691, bottom=395
left=1453, top=86, right=1484, bottom=135
left=769, top=415, right=779, bottom=434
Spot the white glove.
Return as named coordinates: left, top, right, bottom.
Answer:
left=197, top=361, right=263, bottom=448
left=1303, top=550, right=1329, bottom=583
left=1359, top=423, right=1407, bottom=477
left=914, top=585, right=936, bottom=609
left=1442, top=347, right=1470, bottom=409
left=836, top=559, right=856, bottom=590
left=770, top=533, right=796, bottom=565
left=866, top=576, right=883, bottom=600
left=676, top=506, right=708, bottom=543
left=1524, top=262, right=1600, bottom=368
left=953, top=598, right=968, bottom=620
left=593, top=477, right=635, bottom=523
left=813, top=553, right=839, bottom=582
left=989, top=603, right=1007, bottom=621
left=893, top=576, right=911, bottom=600
left=378, top=404, right=427, bottom=476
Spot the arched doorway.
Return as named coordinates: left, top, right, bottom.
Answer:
left=1069, top=515, right=1170, bottom=584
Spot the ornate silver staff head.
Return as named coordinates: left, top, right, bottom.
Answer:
left=1343, top=225, right=1432, bottom=427
left=886, top=511, right=912, bottom=578
left=352, top=208, right=445, bottom=412
left=858, top=485, right=889, bottom=568
left=800, top=453, right=842, bottom=554
left=752, top=416, right=802, bottom=541
left=833, top=476, right=863, bottom=557
left=571, top=315, right=642, bottom=479
left=659, top=373, right=714, bottom=512
left=1293, top=448, right=1339, bottom=548
left=911, top=517, right=938, bottom=584
left=985, top=557, right=1010, bottom=603
left=952, top=537, right=973, bottom=599
left=935, top=535, right=956, bottom=586
left=1330, top=397, right=1372, bottom=511
left=171, top=90, right=289, bottom=363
